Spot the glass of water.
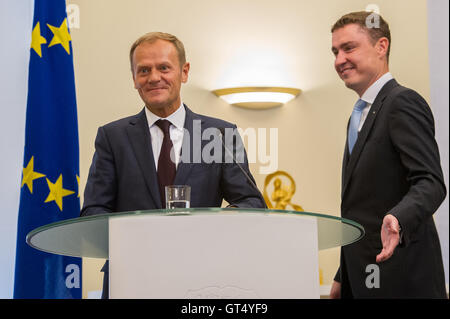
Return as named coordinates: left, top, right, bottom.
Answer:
left=165, top=185, right=191, bottom=209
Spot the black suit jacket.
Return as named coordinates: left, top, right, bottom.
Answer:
left=81, top=105, right=266, bottom=298
left=335, top=79, right=447, bottom=298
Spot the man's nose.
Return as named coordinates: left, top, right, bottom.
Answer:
left=334, top=51, right=347, bottom=68
left=148, top=70, right=161, bottom=83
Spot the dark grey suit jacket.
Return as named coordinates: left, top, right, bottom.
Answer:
left=335, top=79, right=447, bottom=298
left=81, top=105, right=266, bottom=298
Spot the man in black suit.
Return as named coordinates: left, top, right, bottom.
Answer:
left=329, top=12, right=447, bottom=298
left=81, top=32, right=266, bottom=298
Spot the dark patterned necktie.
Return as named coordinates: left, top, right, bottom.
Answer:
left=155, top=119, right=176, bottom=207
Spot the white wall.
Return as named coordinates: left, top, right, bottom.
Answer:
left=0, top=0, right=33, bottom=298
left=427, top=0, right=449, bottom=287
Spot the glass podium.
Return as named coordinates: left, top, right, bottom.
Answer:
left=27, top=208, right=365, bottom=298
left=27, top=208, right=364, bottom=259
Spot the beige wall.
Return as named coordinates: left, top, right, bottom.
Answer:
left=69, top=0, right=430, bottom=298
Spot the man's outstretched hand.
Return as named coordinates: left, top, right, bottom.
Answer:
left=376, top=214, right=401, bottom=263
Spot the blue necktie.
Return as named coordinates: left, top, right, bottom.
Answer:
left=348, top=99, right=367, bottom=154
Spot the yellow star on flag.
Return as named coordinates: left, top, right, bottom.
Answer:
left=44, top=174, right=75, bottom=211
left=47, top=18, right=71, bottom=55
left=21, top=156, right=46, bottom=193
left=30, top=22, right=47, bottom=58
left=76, top=175, right=80, bottom=198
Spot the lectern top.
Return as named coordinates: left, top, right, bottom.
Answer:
left=26, top=208, right=364, bottom=258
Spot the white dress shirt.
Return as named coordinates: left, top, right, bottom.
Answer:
left=358, top=72, right=394, bottom=131
left=145, top=103, right=185, bottom=170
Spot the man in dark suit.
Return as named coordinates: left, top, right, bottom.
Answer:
left=329, top=12, right=447, bottom=298
left=81, top=32, right=266, bottom=298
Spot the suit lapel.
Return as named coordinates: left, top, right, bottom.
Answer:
left=126, top=109, right=162, bottom=208
left=173, top=105, right=201, bottom=185
left=342, top=79, right=399, bottom=197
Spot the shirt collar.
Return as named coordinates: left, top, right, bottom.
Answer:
left=361, top=72, right=393, bottom=104
left=145, top=102, right=186, bottom=129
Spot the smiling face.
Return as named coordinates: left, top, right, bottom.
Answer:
left=332, top=23, right=389, bottom=96
left=132, top=39, right=190, bottom=117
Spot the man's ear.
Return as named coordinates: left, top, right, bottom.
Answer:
left=376, top=37, right=389, bottom=59
left=132, top=70, right=138, bottom=89
left=181, top=62, right=190, bottom=83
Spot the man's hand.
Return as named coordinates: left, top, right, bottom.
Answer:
left=376, top=214, right=401, bottom=263
left=329, top=280, right=341, bottom=299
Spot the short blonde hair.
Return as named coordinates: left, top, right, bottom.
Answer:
left=129, top=32, right=186, bottom=70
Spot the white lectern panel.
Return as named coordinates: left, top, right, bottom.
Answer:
left=109, top=213, right=319, bottom=298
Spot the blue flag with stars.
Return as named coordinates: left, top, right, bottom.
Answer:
left=14, top=0, right=82, bottom=299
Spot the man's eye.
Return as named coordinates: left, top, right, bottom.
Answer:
left=344, top=45, right=355, bottom=52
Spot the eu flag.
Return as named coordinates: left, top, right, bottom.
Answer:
left=14, top=0, right=82, bottom=298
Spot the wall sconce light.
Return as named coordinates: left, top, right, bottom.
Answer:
left=212, top=87, right=301, bottom=109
